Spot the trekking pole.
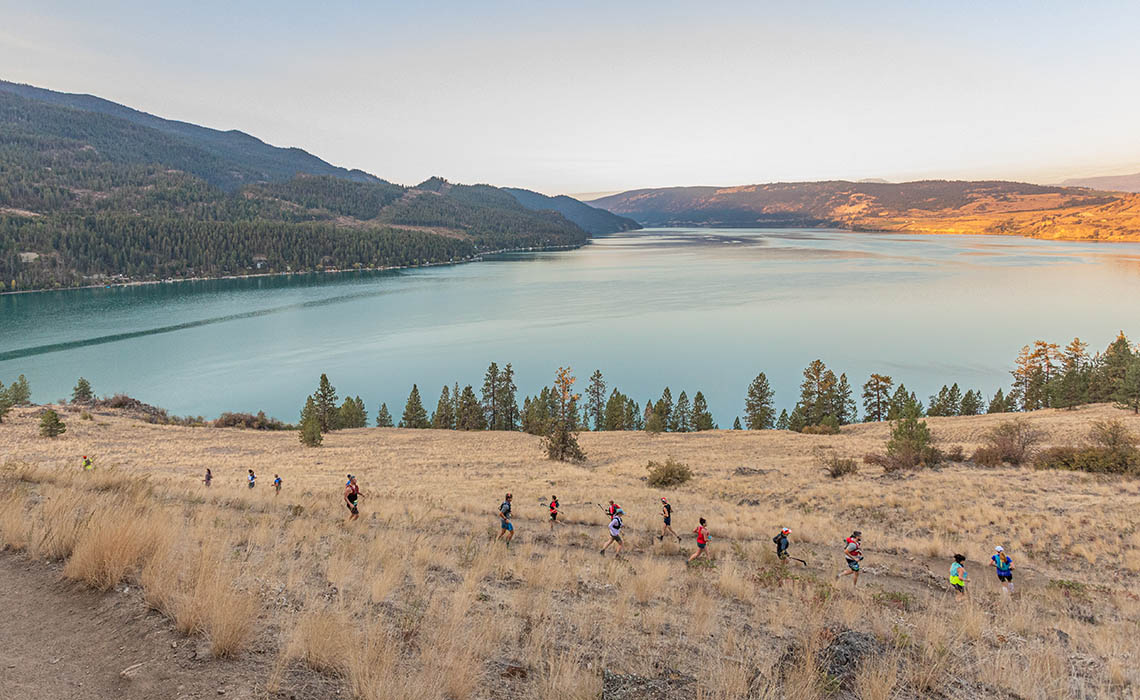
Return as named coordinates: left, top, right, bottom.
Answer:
left=788, top=557, right=808, bottom=566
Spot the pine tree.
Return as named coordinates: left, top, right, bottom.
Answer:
left=733, top=416, right=742, bottom=430
left=1100, top=332, right=1135, bottom=401
left=629, top=399, right=644, bottom=431
left=945, top=383, right=962, bottom=416
left=862, top=374, right=893, bottom=422
left=299, top=397, right=323, bottom=446
left=692, top=391, right=715, bottom=431
left=658, top=387, right=673, bottom=428
left=835, top=373, right=857, bottom=424
left=928, top=385, right=951, bottom=417
left=432, top=386, right=454, bottom=429
left=71, top=377, right=93, bottom=404
left=743, top=373, right=775, bottom=429
left=452, top=382, right=461, bottom=427
left=376, top=402, right=394, bottom=427
left=888, top=383, right=912, bottom=420
left=987, top=388, right=1008, bottom=414
left=787, top=404, right=806, bottom=432
left=481, top=362, right=501, bottom=429
left=400, top=384, right=430, bottom=428
left=337, top=396, right=367, bottom=429
left=959, top=390, right=983, bottom=416
left=603, top=389, right=629, bottom=431
left=457, top=385, right=486, bottom=430
left=775, top=409, right=789, bottom=431
left=498, top=363, right=519, bottom=431
left=313, top=374, right=339, bottom=432
left=587, top=370, right=606, bottom=431
left=0, top=386, right=12, bottom=424
left=39, top=408, right=66, bottom=438
left=8, top=375, right=30, bottom=405
left=1115, top=357, right=1140, bottom=414
left=671, top=391, right=692, bottom=432
left=545, top=367, right=586, bottom=462
left=797, top=361, right=836, bottom=426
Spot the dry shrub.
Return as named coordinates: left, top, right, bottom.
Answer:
left=972, top=418, right=1043, bottom=466
left=29, top=495, right=89, bottom=559
left=63, top=507, right=162, bottom=590
left=817, top=449, right=858, bottom=479
left=802, top=423, right=840, bottom=435
left=286, top=607, right=354, bottom=674
left=647, top=457, right=693, bottom=487
left=1036, top=420, right=1140, bottom=475
left=0, top=493, right=29, bottom=551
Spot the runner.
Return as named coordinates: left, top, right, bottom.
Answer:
left=950, top=554, right=968, bottom=597
left=81, top=455, right=94, bottom=471
left=837, top=531, right=862, bottom=586
left=273, top=474, right=282, bottom=495
left=548, top=495, right=561, bottom=530
left=688, top=517, right=710, bottom=563
left=247, top=469, right=256, bottom=489
left=990, top=545, right=1014, bottom=594
left=203, top=468, right=212, bottom=487
left=344, top=474, right=361, bottom=521
left=658, top=497, right=680, bottom=542
left=600, top=508, right=624, bottom=557
left=496, top=493, right=514, bottom=546
left=773, top=527, right=791, bottom=564
left=607, top=500, right=621, bottom=517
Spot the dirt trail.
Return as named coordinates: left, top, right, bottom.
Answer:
left=0, top=554, right=272, bottom=700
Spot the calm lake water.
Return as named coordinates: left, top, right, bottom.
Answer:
left=3, top=228, right=1140, bottom=425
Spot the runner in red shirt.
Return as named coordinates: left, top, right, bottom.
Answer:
left=344, top=474, right=362, bottom=522
left=688, top=517, right=710, bottom=564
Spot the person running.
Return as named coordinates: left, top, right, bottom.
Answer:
left=837, top=531, right=863, bottom=586
left=548, top=495, right=561, bottom=530
left=991, top=545, right=1014, bottom=594
left=688, top=517, right=710, bottom=563
left=81, top=455, right=94, bottom=471
left=600, top=508, right=624, bottom=557
left=203, top=468, right=212, bottom=487
left=658, top=497, right=680, bottom=542
left=607, top=500, right=621, bottom=518
left=344, top=475, right=361, bottom=521
left=247, top=469, right=257, bottom=489
left=273, top=474, right=282, bottom=495
left=496, top=493, right=514, bottom=546
left=773, top=527, right=792, bottom=564
left=950, top=554, right=968, bottom=597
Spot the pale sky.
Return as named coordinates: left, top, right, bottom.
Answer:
left=2, top=0, right=1138, bottom=195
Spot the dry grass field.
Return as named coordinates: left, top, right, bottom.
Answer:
left=2, top=403, right=1140, bottom=699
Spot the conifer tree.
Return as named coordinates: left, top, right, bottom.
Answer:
left=0, top=386, right=11, bottom=424
left=959, top=390, right=983, bottom=416
left=626, top=398, right=643, bottom=431
left=452, top=382, right=461, bottom=428
left=1115, top=357, right=1140, bottom=414
left=71, top=377, right=93, bottom=404
left=787, top=404, right=807, bottom=432
left=603, top=389, right=626, bottom=431
left=862, top=374, right=893, bottom=422
left=498, top=363, right=519, bottom=431
left=835, top=373, right=857, bottom=424
left=39, top=408, right=66, bottom=438
left=545, top=367, right=586, bottom=462
left=692, top=391, right=715, bottom=431
left=313, top=374, right=339, bottom=432
left=987, top=388, right=1008, bottom=414
left=432, top=386, right=454, bottom=429
left=744, top=373, right=775, bottom=429
left=337, top=396, right=367, bottom=429
left=8, top=375, right=30, bottom=406
left=586, top=370, right=606, bottom=431
left=299, top=397, right=322, bottom=446
left=481, top=362, right=501, bottom=430
left=400, top=384, right=430, bottom=428
left=797, top=361, right=836, bottom=426
left=671, top=391, right=692, bottom=432
left=928, top=385, right=952, bottom=417
left=888, top=383, right=912, bottom=420
left=375, top=402, right=394, bottom=427
left=1100, top=332, right=1135, bottom=401
left=733, top=416, right=742, bottom=430
left=458, top=385, right=486, bottom=430
left=658, top=387, right=673, bottom=428
left=775, top=409, right=790, bottom=431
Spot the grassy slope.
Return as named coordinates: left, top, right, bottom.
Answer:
left=2, top=404, right=1139, bottom=698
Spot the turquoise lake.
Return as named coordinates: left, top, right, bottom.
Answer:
left=3, top=228, right=1139, bottom=425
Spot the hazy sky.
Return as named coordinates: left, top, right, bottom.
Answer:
left=2, top=0, right=1138, bottom=195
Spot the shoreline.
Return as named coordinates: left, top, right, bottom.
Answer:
left=0, top=242, right=586, bottom=297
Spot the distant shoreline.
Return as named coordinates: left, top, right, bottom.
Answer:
left=0, top=242, right=585, bottom=297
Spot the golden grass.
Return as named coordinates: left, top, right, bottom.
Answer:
left=1, top=403, right=1139, bottom=697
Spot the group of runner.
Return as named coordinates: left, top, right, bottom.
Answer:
left=190, top=468, right=1019, bottom=593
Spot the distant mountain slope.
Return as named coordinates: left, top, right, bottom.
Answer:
left=591, top=180, right=1140, bottom=241
left=503, top=187, right=640, bottom=235
left=0, top=80, right=378, bottom=190
left=1061, top=172, right=1140, bottom=193
left=0, top=84, right=589, bottom=292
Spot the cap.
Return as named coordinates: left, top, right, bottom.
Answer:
left=615, top=508, right=624, bottom=515
left=661, top=497, right=667, bottom=502
left=994, top=545, right=1004, bottom=552
left=852, top=530, right=862, bottom=537
left=782, top=528, right=791, bottom=534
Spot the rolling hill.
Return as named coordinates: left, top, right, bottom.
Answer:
left=591, top=180, right=1140, bottom=241
left=503, top=187, right=640, bottom=235
left=1061, top=171, right=1140, bottom=193
left=0, top=82, right=604, bottom=292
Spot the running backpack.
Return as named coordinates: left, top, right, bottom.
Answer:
left=612, top=516, right=622, bottom=530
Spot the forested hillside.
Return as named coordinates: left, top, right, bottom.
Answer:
left=503, top=187, right=640, bottom=235
left=0, top=86, right=589, bottom=291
